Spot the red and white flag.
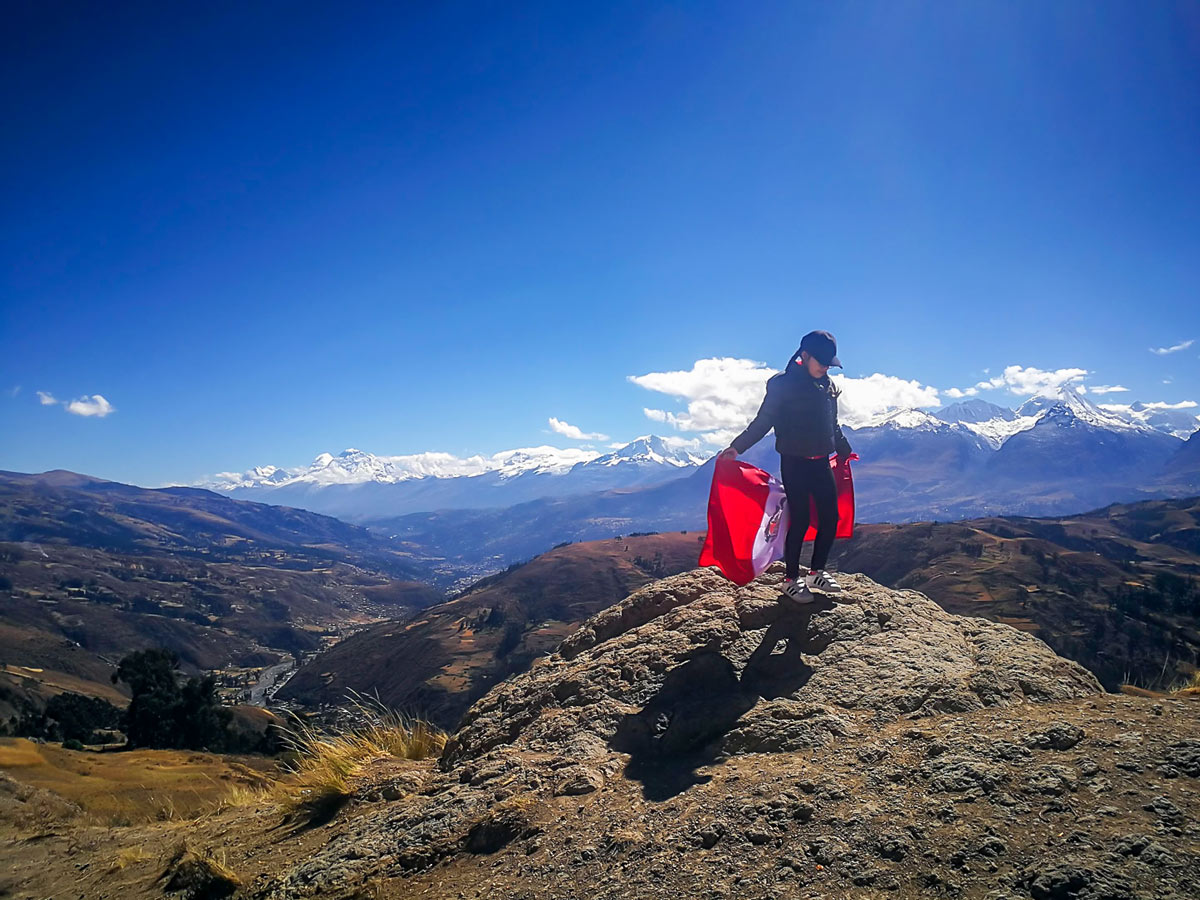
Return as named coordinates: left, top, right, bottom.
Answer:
left=698, top=456, right=857, bottom=586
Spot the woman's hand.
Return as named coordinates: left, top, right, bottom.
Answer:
left=717, top=447, right=738, bottom=462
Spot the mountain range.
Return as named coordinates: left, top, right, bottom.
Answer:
left=328, top=389, right=1198, bottom=571
left=204, top=436, right=706, bottom=521
left=199, top=389, right=1199, bottom=532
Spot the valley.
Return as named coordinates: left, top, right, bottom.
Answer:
left=0, top=470, right=441, bottom=721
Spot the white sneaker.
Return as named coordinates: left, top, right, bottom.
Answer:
left=780, top=579, right=814, bottom=604
left=804, top=569, right=843, bottom=594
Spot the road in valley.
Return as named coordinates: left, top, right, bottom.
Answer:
left=249, top=660, right=295, bottom=706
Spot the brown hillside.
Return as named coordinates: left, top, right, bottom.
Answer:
left=279, top=531, right=703, bottom=726
left=832, top=497, right=1200, bottom=689
left=0, top=470, right=443, bottom=707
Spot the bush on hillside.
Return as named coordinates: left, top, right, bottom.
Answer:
left=112, top=648, right=244, bottom=752
left=11, top=691, right=123, bottom=744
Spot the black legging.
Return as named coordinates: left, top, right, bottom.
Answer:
left=780, top=455, right=839, bottom=579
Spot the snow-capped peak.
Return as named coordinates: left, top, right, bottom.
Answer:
left=870, top=408, right=948, bottom=430
left=1098, top=401, right=1200, bottom=440
left=198, top=436, right=704, bottom=491
left=1018, top=386, right=1152, bottom=433
left=857, top=386, right=1174, bottom=450
left=935, top=399, right=1017, bottom=425
left=589, top=435, right=708, bottom=468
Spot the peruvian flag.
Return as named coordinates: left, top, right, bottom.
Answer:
left=698, top=455, right=857, bottom=586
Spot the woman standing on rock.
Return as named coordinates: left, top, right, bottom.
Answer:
left=718, top=330, right=853, bottom=601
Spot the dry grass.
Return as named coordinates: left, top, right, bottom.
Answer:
left=212, top=780, right=273, bottom=813
left=105, top=844, right=150, bottom=875
left=1173, top=670, right=1200, bottom=696
left=0, top=738, right=279, bottom=826
left=273, top=694, right=446, bottom=822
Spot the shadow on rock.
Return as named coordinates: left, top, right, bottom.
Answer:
left=741, top=598, right=835, bottom=698
left=612, top=599, right=834, bottom=800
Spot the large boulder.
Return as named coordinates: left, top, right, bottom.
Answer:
left=441, top=566, right=1102, bottom=767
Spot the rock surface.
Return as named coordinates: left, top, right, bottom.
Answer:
left=443, top=568, right=1102, bottom=766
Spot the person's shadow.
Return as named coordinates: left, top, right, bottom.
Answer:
left=609, top=595, right=836, bottom=800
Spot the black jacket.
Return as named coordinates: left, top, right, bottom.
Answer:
left=731, top=365, right=853, bottom=458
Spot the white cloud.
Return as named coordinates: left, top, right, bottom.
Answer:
left=658, top=434, right=708, bottom=452
left=37, top=391, right=58, bottom=405
left=6, top=386, right=20, bottom=399
left=64, top=394, right=115, bottom=418
left=944, top=386, right=979, bottom=399
left=1150, top=339, right=1193, bottom=355
left=628, top=357, right=943, bottom=439
left=831, top=373, right=942, bottom=428
left=548, top=417, right=609, bottom=441
left=1088, top=385, right=1129, bottom=395
left=972, top=365, right=1088, bottom=397
left=629, top=357, right=777, bottom=444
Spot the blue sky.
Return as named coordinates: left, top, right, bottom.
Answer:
left=2, top=1, right=1198, bottom=485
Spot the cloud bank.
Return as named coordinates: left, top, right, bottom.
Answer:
left=628, top=357, right=944, bottom=441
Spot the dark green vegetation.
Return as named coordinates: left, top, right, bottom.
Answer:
left=2, top=648, right=282, bottom=753
left=4, top=690, right=122, bottom=744
left=834, top=496, right=1200, bottom=690
left=0, top=470, right=442, bottom=711
left=112, top=648, right=273, bottom=752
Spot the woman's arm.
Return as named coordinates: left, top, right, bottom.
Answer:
left=833, top=394, right=853, bottom=459
left=730, top=379, right=780, bottom=455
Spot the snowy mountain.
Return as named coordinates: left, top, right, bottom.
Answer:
left=934, top=399, right=1017, bottom=425
left=929, top=399, right=1034, bottom=448
left=1098, top=401, right=1200, bottom=440
left=201, top=436, right=710, bottom=522
left=584, top=435, right=707, bottom=469
left=918, top=388, right=1191, bottom=449
left=209, top=446, right=598, bottom=491
left=986, top=389, right=1180, bottom=489
left=192, top=387, right=1196, bottom=530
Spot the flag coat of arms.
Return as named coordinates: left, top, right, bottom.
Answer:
left=698, top=456, right=856, bottom=586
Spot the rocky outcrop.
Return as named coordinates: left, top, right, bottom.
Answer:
left=249, top=567, right=1198, bottom=900
left=442, top=567, right=1101, bottom=767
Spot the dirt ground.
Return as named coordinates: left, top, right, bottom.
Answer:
left=2, top=692, right=1197, bottom=900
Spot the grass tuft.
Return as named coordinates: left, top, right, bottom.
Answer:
left=1173, top=669, right=1200, bottom=696
left=161, top=841, right=240, bottom=900
left=273, top=691, right=446, bottom=823
left=105, top=844, right=150, bottom=875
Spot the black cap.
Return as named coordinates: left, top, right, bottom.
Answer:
left=799, top=330, right=842, bottom=368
